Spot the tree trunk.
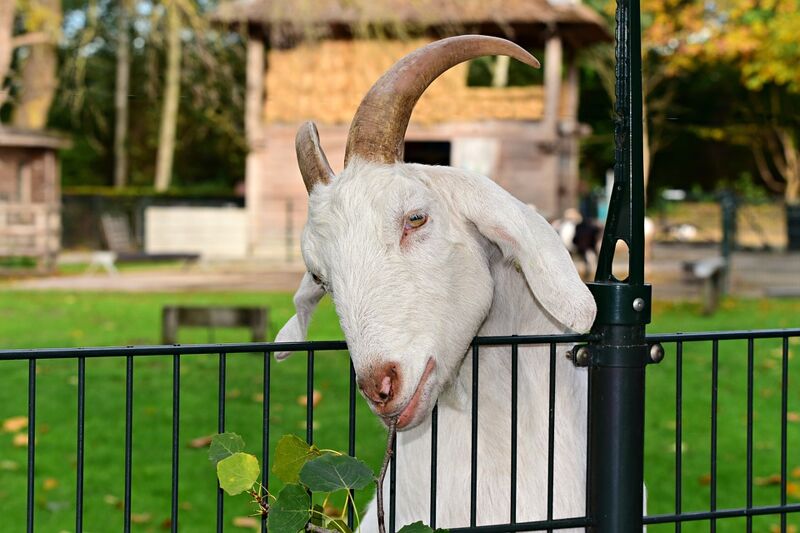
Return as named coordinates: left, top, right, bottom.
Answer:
left=492, top=55, right=509, bottom=88
left=11, top=0, right=61, bottom=129
left=154, top=0, right=182, bottom=192
left=642, top=95, right=651, bottom=194
left=0, top=2, right=15, bottom=112
left=113, top=0, right=131, bottom=189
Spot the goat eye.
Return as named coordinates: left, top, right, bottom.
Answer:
left=406, top=213, right=428, bottom=229
left=310, top=273, right=322, bottom=285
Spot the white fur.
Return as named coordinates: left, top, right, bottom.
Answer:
left=276, top=159, right=597, bottom=531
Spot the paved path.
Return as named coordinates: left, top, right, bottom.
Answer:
left=5, top=244, right=798, bottom=300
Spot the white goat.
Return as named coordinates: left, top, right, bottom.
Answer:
left=275, top=36, right=597, bottom=532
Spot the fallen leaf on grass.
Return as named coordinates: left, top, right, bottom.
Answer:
left=233, top=516, right=260, bottom=529
left=297, top=390, right=322, bottom=408
left=13, top=434, right=29, bottom=447
left=103, top=494, right=120, bottom=506
left=252, top=393, right=264, bottom=403
left=179, top=501, right=193, bottom=511
left=131, top=513, right=151, bottom=524
left=770, top=524, right=798, bottom=533
left=160, top=518, right=173, bottom=530
left=0, top=460, right=18, bottom=471
left=188, top=435, right=214, bottom=448
left=755, top=474, right=782, bottom=486
left=2, top=416, right=27, bottom=433
left=324, top=504, right=343, bottom=518
left=698, top=473, right=711, bottom=486
left=226, top=389, right=242, bottom=400
left=788, top=482, right=800, bottom=499
left=792, top=466, right=800, bottom=479
left=787, top=412, right=800, bottom=423
left=43, top=478, right=59, bottom=491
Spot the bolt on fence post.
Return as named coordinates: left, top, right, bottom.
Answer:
left=582, top=0, right=652, bottom=529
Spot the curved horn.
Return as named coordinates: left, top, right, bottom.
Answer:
left=345, top=35, right=540, bottom=167
left=296, top=121, right=335, bottom=193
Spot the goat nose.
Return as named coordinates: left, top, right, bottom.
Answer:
left=359, top=363, right=400, bottom=406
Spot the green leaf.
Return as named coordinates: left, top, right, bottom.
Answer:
left=397, top=522, right=442, bottom=533
left=267, top=483, right=310, bottom=533
left=272, top=435, right=322, bottom=484
left=208, top=433, right=246, bottom=464
left=309, top=504, right=325, bottom=527
left=216, top=452, right=260, bottom=496
left=299, top=454, right=374, bottom=492
left=326, top=518, right=353, bottom=533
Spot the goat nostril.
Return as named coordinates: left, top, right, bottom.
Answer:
left=378, top=376, right=392, bottom=402
left=377, top=375, right=392, bottom=402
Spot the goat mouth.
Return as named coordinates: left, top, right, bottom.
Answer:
left=387, top=358, right=435, bottom=430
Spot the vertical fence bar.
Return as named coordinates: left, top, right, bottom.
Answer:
left=746, top=339, right=754, bottom=533
left=780, top=337, right=789, bottom=532
left=675, top=341, right=683, bottom=531
left=429, top=404, right=438, bottom=528
left=390, top=430, right=397, bottom=533
left=510, top=342, right=519, bottom=525
left=262, top=352, right=271, bottom=533
left=76, top=357, right=86, bottom=533
left=171, top=354, right=180, bottom=533
left=348, top=360, right=357, bottom=531
left=124, top=355, right=134, bottom=533
left=26, top=359, right=36, bottom=533
left=217, top=352, right=227, bottom=533
left=306, top=350, right=314, bottom=444
left=470, top=342, right=479, bottom=528
left=546, top=343, right=557, bottom=532
left=710, top=340, right=719, bottom=533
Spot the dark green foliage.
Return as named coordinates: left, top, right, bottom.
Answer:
left=268, top=484, right=312, bottom=533
left=299, top=454, right=374, bottom=492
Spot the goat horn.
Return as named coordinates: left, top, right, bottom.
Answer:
left=345, top=35, right=540, bottom=167
left=296, top=121, right=335, bottom=193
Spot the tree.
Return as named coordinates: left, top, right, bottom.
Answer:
left=0, top=2, right=15, bottom=111
left=114, top=0, right=131, bottom=189
left=643, top=0, right=800, bottom=204
left=154, top=0, right=181, bottom=192
left=12, top=0, right=62, bottom=129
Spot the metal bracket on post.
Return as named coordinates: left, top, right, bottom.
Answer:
left=582, top=0, right=651, bottom=530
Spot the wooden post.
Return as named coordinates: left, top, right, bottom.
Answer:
left=543, top=31, right=563, bottom=131
left=563, top=56, right=581, bottom=213
left=245, top=31, right=266, bottom=256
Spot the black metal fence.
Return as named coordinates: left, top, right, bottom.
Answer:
left=1, top=329, right=798, bottom=532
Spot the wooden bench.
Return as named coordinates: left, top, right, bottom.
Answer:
left=161, top=305, right=269, bottom=344
left=682, top=256, right=727, bottom=315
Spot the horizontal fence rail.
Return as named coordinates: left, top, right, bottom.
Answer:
left=1, top=328, right=798, bottom=532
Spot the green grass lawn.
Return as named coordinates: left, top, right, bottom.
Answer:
left=0, top=292, right=798, bottom=532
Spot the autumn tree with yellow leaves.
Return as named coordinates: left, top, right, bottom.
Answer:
left=643, top=0, right=800, bottom=204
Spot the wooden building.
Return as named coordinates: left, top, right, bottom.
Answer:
left=0, top=128, right=69, bottom=271
left=212, top=0, right=610, bottom=261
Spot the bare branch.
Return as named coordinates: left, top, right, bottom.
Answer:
left=376, top=420, right=397, bottom=533
left=752, top=144, right=786, bottom=193
left=306, top=523, right=339, bottom=533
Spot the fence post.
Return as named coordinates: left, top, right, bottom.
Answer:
left=581, top=0, right=652, bottom=530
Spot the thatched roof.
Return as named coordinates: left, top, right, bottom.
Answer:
left=211, top=0, right=611, bottom=48
left=264, top=38, right=570, bottom=125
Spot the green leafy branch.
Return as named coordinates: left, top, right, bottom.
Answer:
left=209, top=425, right=443, bottom=533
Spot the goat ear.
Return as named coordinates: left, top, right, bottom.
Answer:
left=274, top=272, right=326, bottom=360
left=446, top=171, right=597, bottom=332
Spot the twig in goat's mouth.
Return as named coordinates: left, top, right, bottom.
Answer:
left=376, top=418, right=398, bottom=533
